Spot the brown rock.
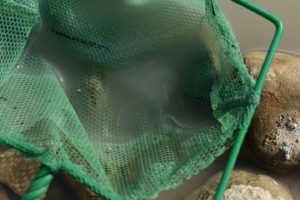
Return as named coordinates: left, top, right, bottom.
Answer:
left=245, top=51, right=300, bottom=170
left=0, top=149, right=40, bottom=196
left=185, top=170, right=292, bottom=200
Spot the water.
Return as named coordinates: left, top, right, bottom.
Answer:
left=156, top=145, right=300, bottom=199
left=217, top=0, right=300, bottom=57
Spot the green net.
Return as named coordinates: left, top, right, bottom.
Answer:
left=0, top=0, right=259, bottom=199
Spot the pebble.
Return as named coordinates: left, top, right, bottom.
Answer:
left=185, top=170, right=293, bottom=200
left=245, top=51, right=300, bottom=170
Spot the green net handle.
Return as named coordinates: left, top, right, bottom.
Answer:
left=21, top=164, right=54, bottom=200
left=213, top=0, right=283, bottom=200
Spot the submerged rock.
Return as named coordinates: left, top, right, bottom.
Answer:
left=245, top=51, right=300, bottom=170
left=185, top=170, right=292, bottom=200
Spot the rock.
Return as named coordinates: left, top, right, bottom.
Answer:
left=0, top=148, right=102, bottom=200
left=245, top=51, right=300, bottom=170
left=185, top=170, right=292, bottom=200
left=0, top=149, right=40, bottom=196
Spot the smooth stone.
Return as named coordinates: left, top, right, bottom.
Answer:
left=0, top=149, right=40, bottom=196
left=185, top=170, right=292, bottom=200
left=245, top=51, right=300, bottom=170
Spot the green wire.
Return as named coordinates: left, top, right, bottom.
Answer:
left=213, top=0, right=283, bottom=200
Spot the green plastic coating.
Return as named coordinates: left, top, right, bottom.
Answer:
left=21, top=165, right=54, bottom=200
left=213, top=1, right=283, bottom=200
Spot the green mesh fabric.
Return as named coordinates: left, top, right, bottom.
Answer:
left=0, top=0, right=258, bottom=199
left=0, top=0, right=39, bottom=82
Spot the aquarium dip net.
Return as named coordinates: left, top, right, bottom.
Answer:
left=0, top=0, right=259, bottom=199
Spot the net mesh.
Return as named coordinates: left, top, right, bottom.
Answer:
left=0, top=0, right=258, bottom=199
